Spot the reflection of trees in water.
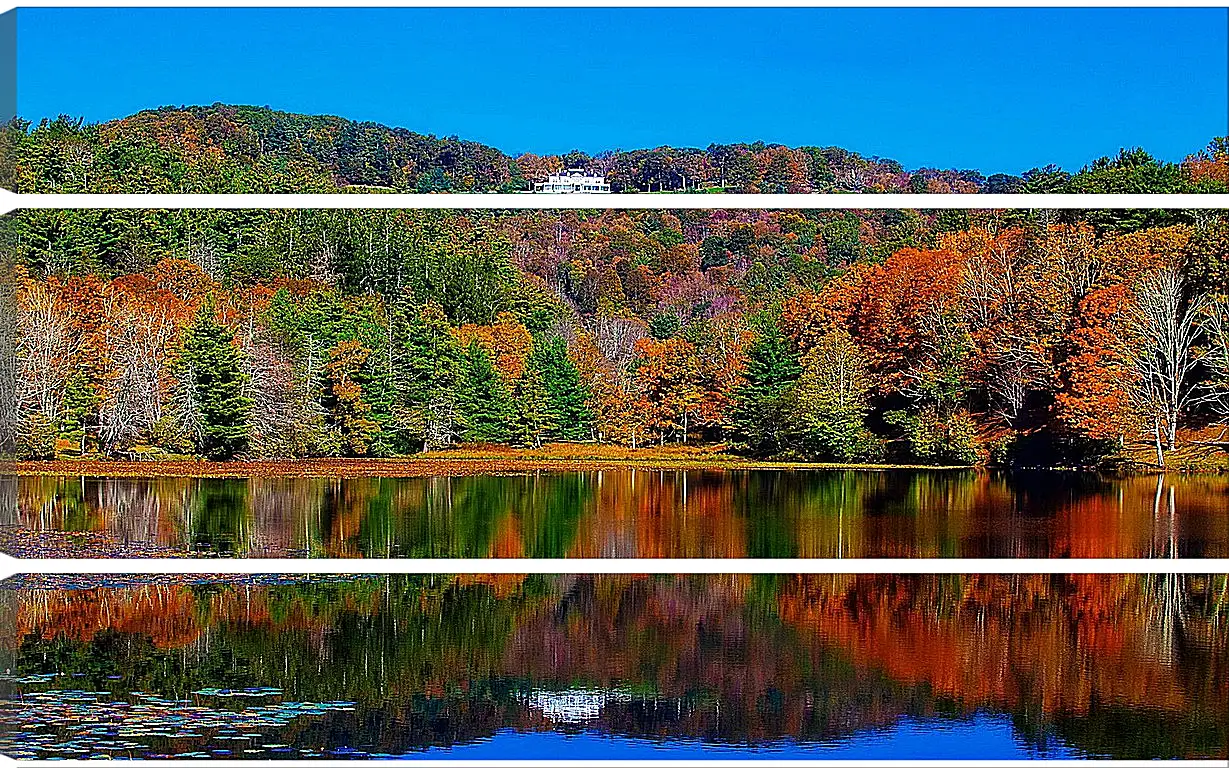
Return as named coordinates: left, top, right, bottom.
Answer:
left=0, top=476, right=16, bottom=528
left=9, top=471, right=1229, bottom=558
left=2, top=575, right=1226, bottom=758
left=778, top=575, right=1228, bottom=723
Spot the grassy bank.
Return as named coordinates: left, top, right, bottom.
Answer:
left=1117, top=439, right=1229, bottom=473
left=9, top=443, right=974, bottom=478
left=9, top=440, right=1225, bottom=478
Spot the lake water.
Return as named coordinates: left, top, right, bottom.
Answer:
left=0, top=574, right=1225, bottom=760
left=3, top=470, right=1227, bottom=558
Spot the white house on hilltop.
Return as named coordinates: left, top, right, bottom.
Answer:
left=533, top=169, right=611, bottom=193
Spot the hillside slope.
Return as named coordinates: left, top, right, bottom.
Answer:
left=6, top=104, right=1226, bottom=194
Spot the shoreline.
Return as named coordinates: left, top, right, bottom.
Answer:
left=8, top=456, right=976, bottom=479
left=6, top=447, right=1223, bottom=478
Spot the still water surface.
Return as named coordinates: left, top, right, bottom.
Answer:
left=0, top=574, right=1225, bottom=759
left=3, top=469, right=1227, bottom=557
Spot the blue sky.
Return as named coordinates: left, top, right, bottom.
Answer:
left=16, top=7, right=1229, bottom=175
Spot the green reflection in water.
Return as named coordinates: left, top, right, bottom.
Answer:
left=6, top=470, right=1228, bottom=558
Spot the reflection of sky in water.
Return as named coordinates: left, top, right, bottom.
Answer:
left=0, top=685, right=1085, bottom=761
left=388, top=715, right=1085, bottom=760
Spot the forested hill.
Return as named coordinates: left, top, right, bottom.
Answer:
left=5, top=104, right=1228, bottom=194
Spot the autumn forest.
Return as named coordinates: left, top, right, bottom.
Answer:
left=3, top=201, right=1228, bottom=471
left=5, top=105, right=1229, bottom=195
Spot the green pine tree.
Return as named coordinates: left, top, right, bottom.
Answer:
left=391, top=301, right=464, bottom=451
left=182, top=303, right=252, bottom=460
left=648, top=312, right=681, bottom=339
left=730, top=318, right=802, bottom=456
left=529, top=335, right=594, bottom=441
left=456, top=341, right=514, bottom=443
left=58, top=371, right=99, bottom=456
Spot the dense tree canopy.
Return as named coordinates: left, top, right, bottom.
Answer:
left=4, top=104, right=1226, bottom=194
left=4, top=206, right=1227, bottom=467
